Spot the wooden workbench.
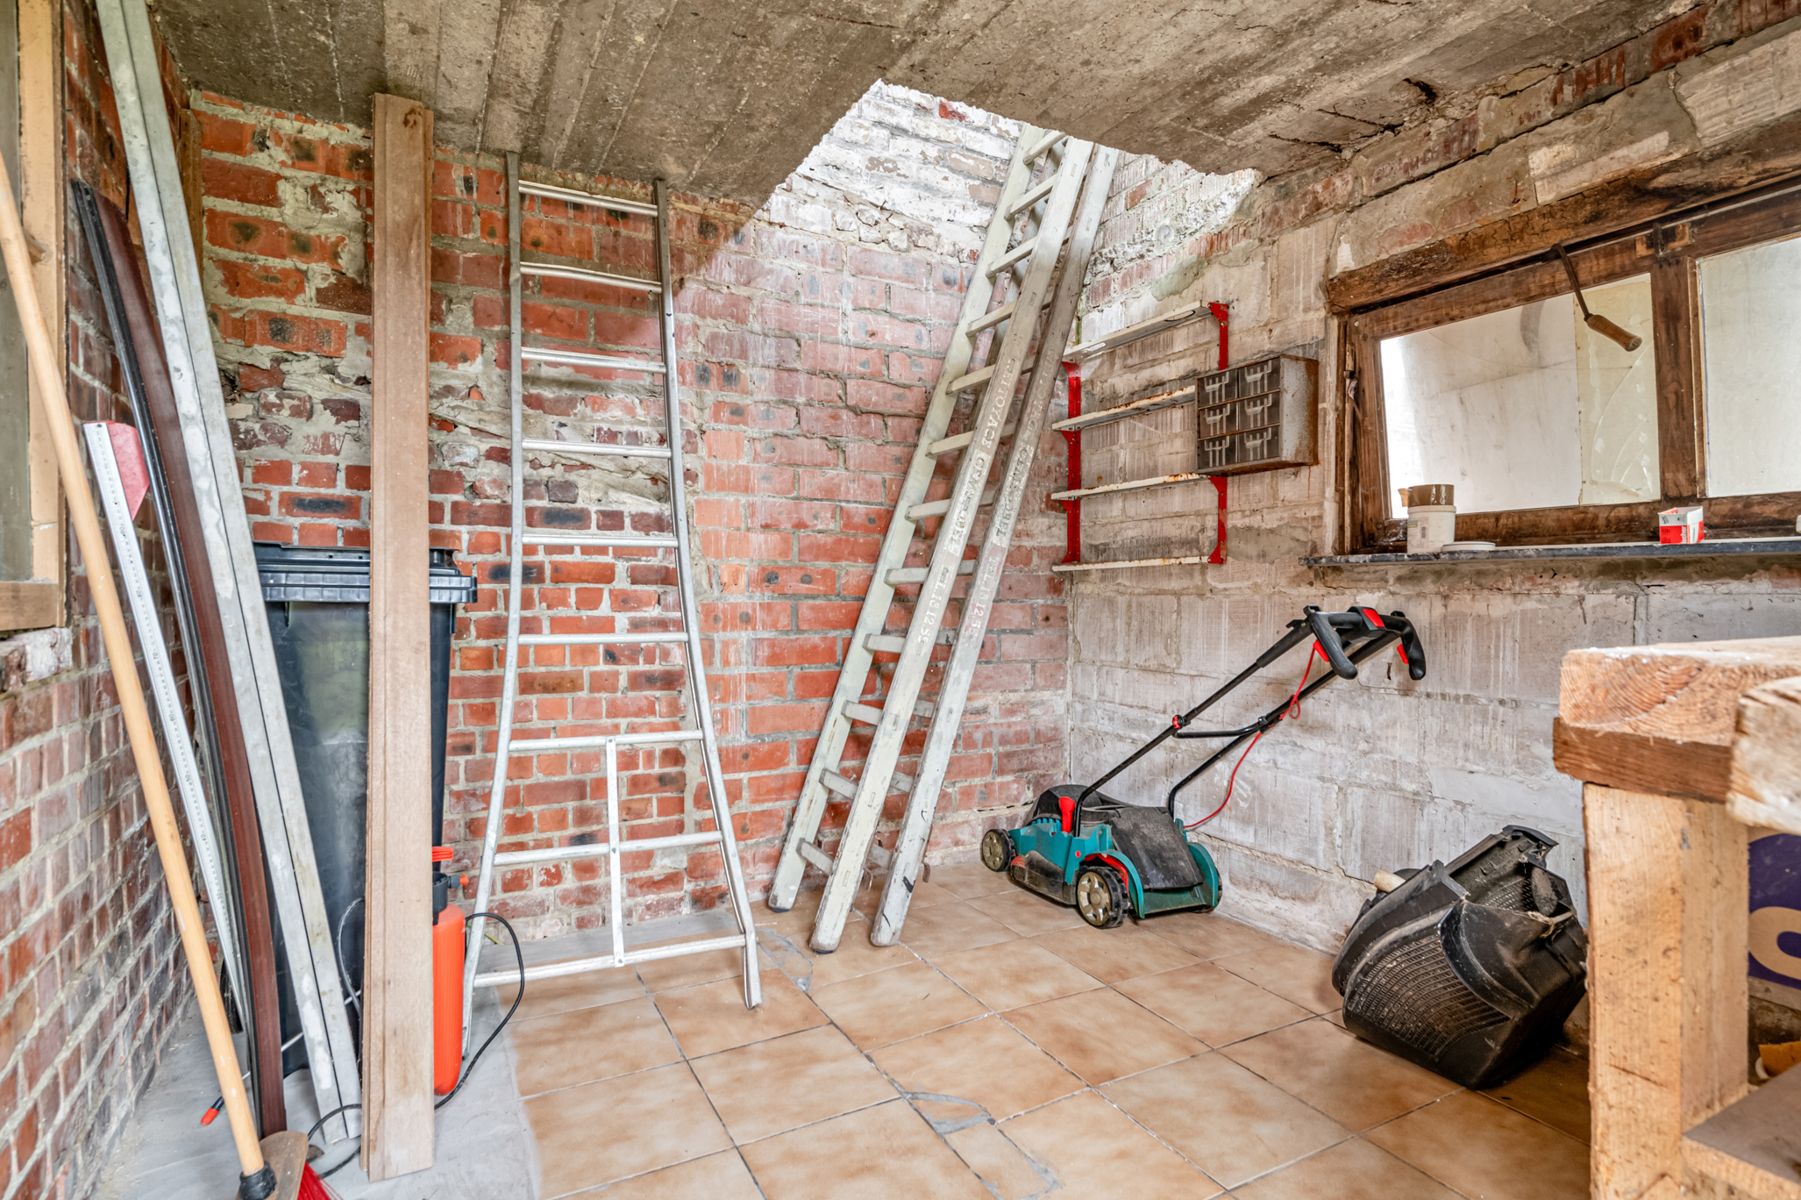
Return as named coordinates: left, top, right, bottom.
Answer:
left=1556, top=636, right=1801, bottom=1200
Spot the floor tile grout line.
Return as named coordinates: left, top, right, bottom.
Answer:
left=510, top=885, right=1586, bottom=1200
left=1352, top=1091, right=1583, bottom=1200
left=1209, top=1013, right=1462, bottom=1131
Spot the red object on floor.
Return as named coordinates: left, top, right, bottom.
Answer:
left=433, top=902, right=465, bottom=1096
left=296, top=1163, right=338, bottom=1199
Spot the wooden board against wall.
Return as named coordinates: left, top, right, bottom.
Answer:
left=363, top=92, right=434, bottom=1180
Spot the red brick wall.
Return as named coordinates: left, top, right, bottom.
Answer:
left=0, top=3, right=195, bottom=1196
left=196, top=84, right=1071, bottom=937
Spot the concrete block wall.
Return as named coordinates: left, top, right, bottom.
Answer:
left=1065, top=0, right=1801, bottom=950
left=0, top=4, right=199, bottom=1197
left=193, top=82, right=1071, bottom=937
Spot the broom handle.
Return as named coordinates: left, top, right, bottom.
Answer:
left=0, top=171, right=266, bottom=1177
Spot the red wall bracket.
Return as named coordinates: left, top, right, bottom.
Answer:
left=1059, top=360, right=1082, bottom=564
left=1057, top=302, right=1231, bottom=568
left=1205, top=302, right=1229, bottom=564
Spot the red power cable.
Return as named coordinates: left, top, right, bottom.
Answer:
left=1186, top=643, right=1325, bottom=831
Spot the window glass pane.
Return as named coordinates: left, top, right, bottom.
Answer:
left=1380, top=275, right=1658, bottom=517
left=1698, top=233, right=1801, bottom=498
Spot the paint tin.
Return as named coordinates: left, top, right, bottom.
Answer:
left=1400, top=484, right=1457, bottom=554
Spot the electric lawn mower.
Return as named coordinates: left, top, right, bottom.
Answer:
left=980, top=605, right=1427, bottom=928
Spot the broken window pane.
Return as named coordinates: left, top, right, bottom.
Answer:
left=1380, top=275, right=1659, bottom=517
left=1698, top=232, right=1801, bottom=498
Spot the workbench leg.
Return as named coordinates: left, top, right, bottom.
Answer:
left=1584, top=784, right=1748, bottom=1200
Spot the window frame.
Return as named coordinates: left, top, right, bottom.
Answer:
left=0, top=0, right=65, bottom=634
left=1340, top=183, right=1801, bottom=553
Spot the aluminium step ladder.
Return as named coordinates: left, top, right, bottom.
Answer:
left=462, top=155, right=762, bottom=1045
left=767, top=128, right=1115, bottom=954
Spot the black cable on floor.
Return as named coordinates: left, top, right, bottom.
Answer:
left=310, top=911, right=526, bottom=1181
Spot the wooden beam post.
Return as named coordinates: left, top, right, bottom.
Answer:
left=1584, top=784, right=1746, bottom=1200
left=363, top=92, right=435, bottom=1180
left=1730, top=675, right=1801, bottom=835
left=1557, top=637, right=1801, bottom=1200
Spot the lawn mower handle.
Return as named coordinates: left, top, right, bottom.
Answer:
left=1305, top=607, right=1364, bottom=679
left=1162, top=615, right=1425, bottom=813
left=1070, top=606, right=1427, bottom=831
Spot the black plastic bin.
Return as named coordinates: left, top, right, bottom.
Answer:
left=255, top=542, right=476, bottom=1066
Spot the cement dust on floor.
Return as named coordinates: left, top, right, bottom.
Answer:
left=510, top=866, right=1592, bottom=1199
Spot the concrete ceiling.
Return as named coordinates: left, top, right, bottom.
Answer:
left=153, top=0, right=1695, bottom=201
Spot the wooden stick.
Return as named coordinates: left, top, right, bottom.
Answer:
left=0, top=159, right=266, bottom=1179
left=363, top=92, right=436, bottom=1180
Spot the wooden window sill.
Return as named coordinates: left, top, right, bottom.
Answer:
left=0, top=579, right=64, bottom=633
left=1307, top=536, right=1801, bottom=568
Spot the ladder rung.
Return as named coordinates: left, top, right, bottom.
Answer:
left=843, top=702, right=883, bottom=725
left=985, top=237, right=1037, bottom=277
left=510, top=729, right=704, bottom=754
left=520, top=438, right=672, bottom=460
left=865, top=631, right=954, bottom=654
left=906, top=488, right=996, bottom=522
left=1006, top=176, right=1058, bottom=218
left=906, top=498, right=953, bottom=521
left=885, top=561, right=974, bottom=585
left=523, top=346, right=666, bottom=374
left=1022, top=129, right=1067, bottom=162
left=948, top=364, right=996, bottom=393
left=495, top=829, right=718, bottom=868
left=517, top=631, right=686, bottom=647
left=926, top=424, right=1017, bottom=457
left=473, top=933, right=749, bottom=989
left=967, top=302, right=1016, bottom=334
left=519, top=179, right=658, bottom=216
left=521, top=531, right=678, bottom=549
left=797, top=840, right=833, bottom=871
left=520, top=261, right=660, bottom=292
left=823, top=767, right=917, bottom=801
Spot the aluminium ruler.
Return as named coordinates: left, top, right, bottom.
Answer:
left=83, top=421, right=251, bottom=1016
left=94, top=0, right=361, bottom=1138
left=768, top=127, right=1098, bottom=953
left=460, top=157, right=761, bottom=1045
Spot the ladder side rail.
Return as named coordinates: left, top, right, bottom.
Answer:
left=765, top=127, right=1050, bottom=910
left=461, top=152, right=529, bottom=1048
left=807, top=140, right=1097, bottom=953
left=655, top=181, right=763, bottom=1007
left=97, top=0, right=362, bottom=1135
left=871, top=148, right=1121, bottom=946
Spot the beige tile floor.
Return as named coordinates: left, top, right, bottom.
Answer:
left=507, top=868, right=1591, bottom=1199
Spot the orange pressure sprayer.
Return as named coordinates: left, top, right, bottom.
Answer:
left=431, top=846, right=464, bottom=1096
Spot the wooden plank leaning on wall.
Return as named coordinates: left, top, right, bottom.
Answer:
left=1556, top=636, right=1801, bottom=1200
left=363, top=92, right=435, bottom=1180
